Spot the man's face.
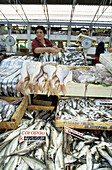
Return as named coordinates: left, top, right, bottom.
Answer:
left=36, top=29, right=44, bottom=40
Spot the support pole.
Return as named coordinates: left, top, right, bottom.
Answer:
left=108, top=27, right=112, bottom=49
left=27, top=24, right=31, bottom=52
left=67, top=25, right=71, bottom=47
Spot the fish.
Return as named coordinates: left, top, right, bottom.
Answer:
left=0, top=121, right=31, bottom=152
left=56, top=65, right=70, bottom=95
left=97, top=147, right=112, bottom=167
left=16, top=161, right=30, bottom=170
left=3, top=104, right=16, bottom=121
left=33, top=68, right=44, bottom=93
left=86, top=149, right=93, bottom=170
left=105, top=145, right=112, bottom=157
left=27, top=61, right=42, bottom=93
left=21, top=155, right=47, bottom=169
left=52, top=75, right=59, bottom=95
left=34, top=148, right=45, bottom=162
left=57, top=98, right=112, bottom=122
left=2, top=104, right=10, bottom=120
left=64, top=154, right=77, bottom=164
left=16, top=64, right=29, bottom=95
left=55, top=144, right=64, bottom=170
left=4, top=156, right=19, bottom=170
left=43, top=64, right=56, bottom=95
left=44, top=154, right=55, bottom=170
left=5, top=135, right=19, bottom=156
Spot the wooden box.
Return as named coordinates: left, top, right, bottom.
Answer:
left=55, top=97, right=112, bottom=130
left=27, top=94, right=58, bottom=112
left=0, top=96, right=28, bottom=129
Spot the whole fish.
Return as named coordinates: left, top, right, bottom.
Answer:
left=27, top=61, right=42, bottom=93
left=56, top=65, right=70, bottom=95
left=21, top=155, right=47, bottom=169
left=97, top=147, right=112, bottom=167
left=33, top=68, right=44, bottom=93
left=86, top=149, right=93, bottom=170
left=16, top=64, right=29, bottom=94
left=43, top=64, right=56, bottom=95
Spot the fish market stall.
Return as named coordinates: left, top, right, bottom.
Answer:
left=1, top=54, right=112, bottom=98
left=1, top=56, right=112, bottom=169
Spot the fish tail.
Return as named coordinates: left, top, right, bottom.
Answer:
left=28, top=83, right=34, bottom=93
left=61, top=84, right=67, bottom=95
left=16, top=81, right=24, bottom=93
left=16, top=81, right=20, bottom=92
left=47, top=90, right=51, bottom=97
left=53, top=87, right=58, bottom=95
left=45, top=80, right=49, bottom=91
left=34, top=83, right=39, bottom=93
left=58, top=84, right=66, bottom=95
left=38, top=84, right=43, bottom=92
left=45, top=80, right=54, bottom=95
left=45, top=80, right=50, bottom=93
left=49, top=80, right=54, bottom=95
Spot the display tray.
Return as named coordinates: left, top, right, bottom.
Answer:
left=0, top=95, right=28, bottom=129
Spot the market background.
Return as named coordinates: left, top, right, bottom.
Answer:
left=0, top=1, right=112, bottom=170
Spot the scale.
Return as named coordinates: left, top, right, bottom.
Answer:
left=77, top=33, right=96, bottom=58
left=5, top=35, right=15, bottom=52
left=81, top=38, right=93, bottom=61
left=81, top=38, right=92, bottom=49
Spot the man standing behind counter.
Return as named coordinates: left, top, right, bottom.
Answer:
left=32, top=26, right=59, bottom=59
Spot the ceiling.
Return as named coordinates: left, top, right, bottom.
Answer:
left=0, top=0, right=112, bottom=27
left=0, top=0, right=111, bottom=5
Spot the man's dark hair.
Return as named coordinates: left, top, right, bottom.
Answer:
left=36, top=26, right=46, bottom=34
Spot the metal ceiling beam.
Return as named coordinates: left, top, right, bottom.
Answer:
left=0, top=10, right=9, bottom=23
left=41, top=0, right=49, bottom=24
left=91, top=0, right=109, bottom=26
left=0, top=21, right=112, bottom=27
left=70, top=0, right=76, bottom=24
left=67, top=0, right=77, bottom=45
left=18, top=0, right=29, bottom=24
left=11, top=0, right=29, bottom=25
left=41, top=0, right=50, bottom=38
left=0, top=0, right=110, bottom=5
